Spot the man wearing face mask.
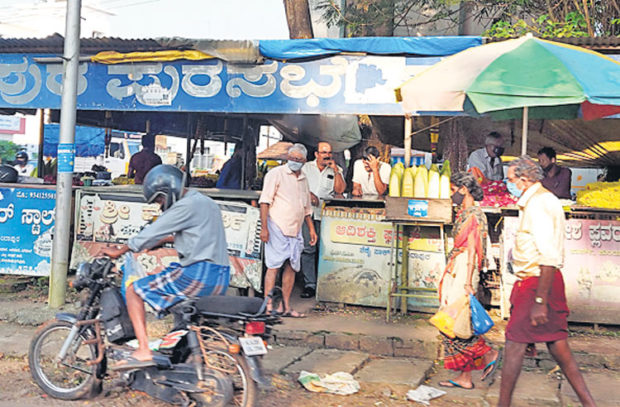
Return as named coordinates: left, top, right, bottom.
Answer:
left=499, top=156, right=595, bottom=407
left=467, top=132, right=505, bottom=181
left=537, top=147, right=572, bottom=199
left=259, top=143, right=317, bottom=317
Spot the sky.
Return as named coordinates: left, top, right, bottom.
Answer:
left=108, top=0, right=290, bottom=39
left=0, top=0, right=291, bottom=40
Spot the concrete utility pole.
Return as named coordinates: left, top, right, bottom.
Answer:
left=49, top=0, right=81, bottom=308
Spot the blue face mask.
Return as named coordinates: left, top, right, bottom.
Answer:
left=287, top=160, right=304, bottom=172
left=506, top=180, right=523, bottom=198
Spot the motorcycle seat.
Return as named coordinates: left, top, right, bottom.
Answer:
left=195, top=296, right=264, bottom=316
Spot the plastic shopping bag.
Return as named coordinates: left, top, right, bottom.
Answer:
left=429, top=295, right=469, bottom=339
left=298, top=371, right=360, bottom=395
left=453, top=295, right=473, bottom=339
left=470, top=294, right=494, bottom=335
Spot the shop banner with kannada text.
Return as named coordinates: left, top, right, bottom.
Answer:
left=500, top=216, right=620, bottom=324
left=563, top=218, right=620, bottom=324
left=0, top=188, right=55, bottom=276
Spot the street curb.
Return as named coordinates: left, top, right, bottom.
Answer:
left=273, top=329, right=620, bottom=372
left=274, top=329, right=440, bottom=360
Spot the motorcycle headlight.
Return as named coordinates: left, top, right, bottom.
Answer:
left=72, top=262, right=92, bottom=290
left=76, top=262, right=91, bottom=280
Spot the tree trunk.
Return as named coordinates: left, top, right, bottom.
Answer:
left=283, top=0, right=314, bottom=39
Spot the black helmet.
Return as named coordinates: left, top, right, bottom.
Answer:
left=142, top=164, right=184, bottom=210
left=0, top=165, right=18, bottom=183
left=15, top=151, right=28, bottom=162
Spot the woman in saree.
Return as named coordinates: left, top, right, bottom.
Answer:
left=438, top=172, right=499, bottom=389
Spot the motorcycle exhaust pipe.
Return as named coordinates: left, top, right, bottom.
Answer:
left=186, top=330, right=204, bottom=381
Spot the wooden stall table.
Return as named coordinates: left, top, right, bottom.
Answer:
left=384, top=197, right=453, bottom=321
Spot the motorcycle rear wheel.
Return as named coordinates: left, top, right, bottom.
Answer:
left=204, top=350, right=257, bottom=407
left=28, top=320, right=99, bottom=400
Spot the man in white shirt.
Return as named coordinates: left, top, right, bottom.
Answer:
left=499, top=156, right=595, bottom=407
left=300, top=142, right=345, bottom=298
left=352, top=146, right=390, bottom=196
left=467, top=132, right=505, bottom=181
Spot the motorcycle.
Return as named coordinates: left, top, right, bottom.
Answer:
left=28, top=257, right=281, bottom=407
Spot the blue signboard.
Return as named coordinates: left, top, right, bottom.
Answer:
left=0, top=54, right=443, bottom=115
left=1, top=53, right=618, bottom=116
left=0, top=188, right=55, bottom=276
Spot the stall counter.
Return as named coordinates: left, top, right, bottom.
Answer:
left=317, top=196, right=449, bottom=313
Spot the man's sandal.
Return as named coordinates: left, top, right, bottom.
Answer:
left=481, top=352, right=502, bottom=383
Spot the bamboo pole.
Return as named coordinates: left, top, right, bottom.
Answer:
left=404, top=116, right=412, bottom=167
left=521, top=106, right=529, bottom=156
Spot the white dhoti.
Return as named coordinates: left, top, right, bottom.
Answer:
left=264, top=218, right=303, bottom=271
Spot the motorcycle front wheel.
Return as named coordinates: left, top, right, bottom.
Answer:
left=28, top=320, right=99, bottom=400
left=203, top=350, right=257, bottom=407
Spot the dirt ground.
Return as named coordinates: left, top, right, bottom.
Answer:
left=0, top=354, right=431, bottom=407
left=2, top=277, right=619, bottom=406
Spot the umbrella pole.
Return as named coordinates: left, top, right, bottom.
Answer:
left=404, top=116, right=412, bottom=168
left=521, top=106, right=529, bottom=156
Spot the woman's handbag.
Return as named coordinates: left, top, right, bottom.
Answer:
left=453, top=295, right=473, bottom=339
left=429, top=295, right=469, bottom=339
left=470, top=294, right=494, bottom=335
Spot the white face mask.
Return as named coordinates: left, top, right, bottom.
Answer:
left=287, top=160, right=304, bottom=172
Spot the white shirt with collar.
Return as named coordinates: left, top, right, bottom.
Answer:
left=302, top=159, right=342, bottom=200
left=467, top=147, right=504, bottom=181
left=302, top=159, right=342, bottom=219
left=512, top=182, right=565, bottom=280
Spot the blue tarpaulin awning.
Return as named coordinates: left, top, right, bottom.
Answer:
left=43, top=124, right=105, bottom=157
left=258, top=36, right=483, bottom=60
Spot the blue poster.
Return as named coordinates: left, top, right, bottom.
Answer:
left=0, top=187, right=55, bottom=276
left=407, top=199, right=429, bottom=218
left=57, top=143, right=75, bottom=173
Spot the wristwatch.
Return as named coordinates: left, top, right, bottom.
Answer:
left=534, top=296, right=545, bottom=305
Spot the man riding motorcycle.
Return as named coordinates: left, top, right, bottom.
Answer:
left=102, top=164, right=230, bottom=370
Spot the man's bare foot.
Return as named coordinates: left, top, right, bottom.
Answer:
left=131, top=348, right=153, bottom=362
left=110, top=350, right=154, bottom=371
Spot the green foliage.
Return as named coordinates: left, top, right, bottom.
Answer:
left=317, top=0, right=619, bottom=38
left=485, top=12, right=590, bottom=39
left=484, top=20, right=528, bottom=39
left=0, top=140, right=19, bottom=164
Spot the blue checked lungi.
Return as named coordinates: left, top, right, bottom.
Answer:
left=264, top=217, right=303, bottom=271
left=132, top=261, right=230, bottom=314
